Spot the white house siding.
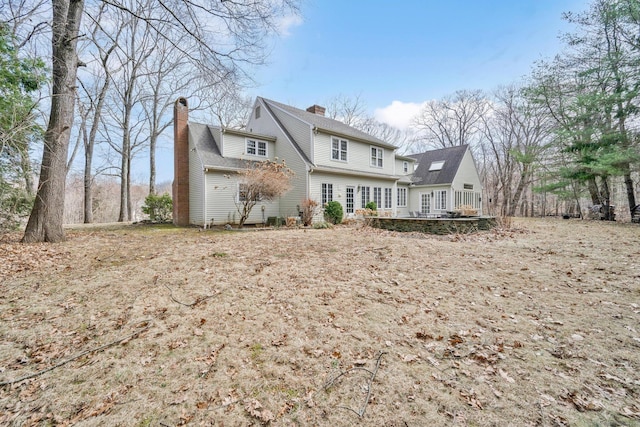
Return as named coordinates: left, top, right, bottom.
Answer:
left=222, top=132, right=276, bottom=162
left=451, top=150, right=483, bottom=214
left=263, top=105, right=313, bottom=162
left=309, top=172, right=398, bottom=220
left=203, top=171, right=280, bottom=225
left=409, top=186, right=452, bottom=215
left=247, top=101, right=310, bottom=218
left=395, top=158, right=413, bottom=176
left=188, top=139, right=205, bottom=225
left=396, top=184, right=411, bottom=217
left=313, top=132, right=395, bottom=175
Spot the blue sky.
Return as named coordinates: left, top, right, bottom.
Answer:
left=247, top=0, right=589, bottom=127
left=154, top=0, right=590, bottom=184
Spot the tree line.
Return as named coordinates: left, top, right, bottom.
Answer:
left=1, top=0, right=639, bottom=242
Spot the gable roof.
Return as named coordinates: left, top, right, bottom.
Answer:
left=409, top=145, right=469, bottom=185
left=189, top=122, right=267, bottom=170
left=260, top=97, right=397, bottom=149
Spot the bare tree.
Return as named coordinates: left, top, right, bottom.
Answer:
left=22, top=0, right=84, bottom=243
left=413, top=89, right=488, bottom=149
left=234, top=159, right=293, bottom=228
left=481, top=86, right=553, bottom=216
left=21, top=0, right=300, bottom=241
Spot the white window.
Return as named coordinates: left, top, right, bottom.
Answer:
left=371, top=147, right=383, bottom=168
left=434, top=190, right=447, bottom=210
left=403, top=161, right=408, bottom=173
left=429, top=160, right=445, bottom=171
left=331, top=137, right=348, bottom=161
left=421, top=193, right=431, bottom=214
left=346, top=186, right=355, bottom=213
left=397, top=188, right=407, bottom=207
left=384, top=188, right=392, bottom=209
left=322, top=183, right=333, bottom=205
left=373, top=187, right=382, bottom=209
left=361, top=186, right=370, bottom=208
left=463, top=183, right=474, bottom=190
left=246, top=139, right=267, bottom=157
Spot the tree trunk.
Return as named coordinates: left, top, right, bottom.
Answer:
left=22, top=0, right=84, bottom=243
left=83, top=133, right=93, bottom=223
left=149, top=132, right=156, bottom=195
left=624, top=171, right=637, bottom=217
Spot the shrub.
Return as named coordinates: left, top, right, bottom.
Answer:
left=324, top=200, right=343, bottom=224
left=301, top=198, right=319, bottom=226
left=365, top=201, right=377, bottom=211
left=142, top=193, right=173, bottom=222
left=0, top=185, right=33, bottom=232
left=312, top=221, right=332, bottom=229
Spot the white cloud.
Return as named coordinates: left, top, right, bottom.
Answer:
left=276, top=14, right=303, bottom=37
left=374, top=100, right=425, bottom=131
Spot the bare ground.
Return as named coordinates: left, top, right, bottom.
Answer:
left=1, top=218, right=639, bottom=426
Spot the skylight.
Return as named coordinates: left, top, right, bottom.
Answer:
left=429, top=160, right=445, bottom=171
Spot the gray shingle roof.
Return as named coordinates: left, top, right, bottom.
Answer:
left=189, top=122, right=249, bottom=170
left=409, top=145, right=469, bottom=185
left=260, top=97, right=397, bottom=149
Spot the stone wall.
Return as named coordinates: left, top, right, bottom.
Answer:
left=368, top=217, right=497, bottom=235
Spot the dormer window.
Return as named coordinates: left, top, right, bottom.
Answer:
left=246, top=139, right=267, bottom=157
left=371, top=147, right=383, bottom=168
left=429, top=160, right=445, bottom=171
left=331, top=137, right=348, bottom=161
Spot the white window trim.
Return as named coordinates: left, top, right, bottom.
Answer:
left=403, top=161, right=408, bottom=173
left=246, top=138, right=268, bottom=157
left=331, top=137, right=348, bottom=162
left=397, top=188, right=407, bottom=207
left=322, top=183, right=334, bottom=205
left=370, top=146, right=383, bottom=168
left=434, top=190, right=447, bottom=210
left=384, top=188, right=392, bottom=209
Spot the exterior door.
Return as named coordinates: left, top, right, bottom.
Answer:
left=421, top=193, right=431, bottom=214
left=346, top=186, right=355, bottom=214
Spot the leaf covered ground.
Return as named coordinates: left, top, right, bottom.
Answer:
left=1, top=218, right=639, bottom=426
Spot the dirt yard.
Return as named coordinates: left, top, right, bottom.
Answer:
left=1, top=218, right=639, bottom=426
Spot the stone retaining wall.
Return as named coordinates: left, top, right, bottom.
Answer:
left=368, top=217, right=497, bottom=235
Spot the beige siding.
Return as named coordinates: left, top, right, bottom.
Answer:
left=452, top=150, right=482, bottom=191
left=451, top=149, right=483, bottom=214
left=313, top=131, right=395, bottom=175
left=309, top=173, right=398, bottom=220
left=396, top=184, right=411, bottom=217
left=409, top=186, right=452, bottom=214
left=203, top=171, right=280, bottom=225
left=189, top=139, right=205, bottom=225
left=266, top=107, right=313, bottom=162
left=247, top=100, right=309, bottom=218
left=222, top=132, right=276, bottom=161
left=395, top=158, right=414, bottom=176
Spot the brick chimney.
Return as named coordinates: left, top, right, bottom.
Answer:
left=173, top=97, right=190, bottom=226
left=306, top=104, right=326, bottom=116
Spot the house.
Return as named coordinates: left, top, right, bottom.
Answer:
left=408, top=145, right=483, bottom=216
left=172, top=96, right=483, bottom=226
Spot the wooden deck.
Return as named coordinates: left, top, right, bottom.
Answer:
left=367, top=216, right=497, bottom=235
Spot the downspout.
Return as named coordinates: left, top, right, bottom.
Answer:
left=203, top=168, right=207, bottom=229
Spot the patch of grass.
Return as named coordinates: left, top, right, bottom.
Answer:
left=249, top=343, right=263, bottom=360
left=211, top=252, right=228, bottom=258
